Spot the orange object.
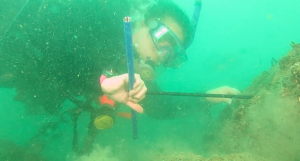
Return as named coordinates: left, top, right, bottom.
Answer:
left=99, top=95, right=115, bottom=107
left=117, top=112, right=132, bottom=119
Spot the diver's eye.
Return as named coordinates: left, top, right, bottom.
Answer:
left=157, top=32, right=176, bottom=47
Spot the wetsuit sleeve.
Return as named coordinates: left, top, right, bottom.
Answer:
left=141, top=81, right=213, bottom=120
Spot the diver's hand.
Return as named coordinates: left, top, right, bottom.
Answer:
left=205, top=86, right=240, bottom=105
left=101, top=74, right=147, bottom=113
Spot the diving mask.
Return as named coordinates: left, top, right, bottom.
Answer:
left=148, top=20, right=187, bottom=68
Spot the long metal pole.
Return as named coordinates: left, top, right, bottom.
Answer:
left=123, top=17, right=138, bottom=140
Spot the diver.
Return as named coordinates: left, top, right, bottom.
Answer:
left=63, top=0, right=240, bottom=155
left=0, top=0, right=240, bottom=156
left=72, top=0, right=239, bottom=154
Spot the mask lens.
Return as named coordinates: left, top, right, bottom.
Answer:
left=155, top=27, right=177, bottom=47
left=149, top=21, right=188, bottom=68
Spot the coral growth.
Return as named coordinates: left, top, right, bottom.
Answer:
left=201, top=43, right=300, bottom=161
left=290, top=62, right=300, bottom=84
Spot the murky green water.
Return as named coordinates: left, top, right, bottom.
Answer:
left=1, top=0, right=300, bottom=160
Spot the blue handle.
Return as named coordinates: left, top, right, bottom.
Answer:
left=123, top=17, right=138, bottom=140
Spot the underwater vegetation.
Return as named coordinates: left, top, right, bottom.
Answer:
left=198, top=43, right=300, bottom=161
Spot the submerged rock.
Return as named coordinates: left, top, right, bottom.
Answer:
left=200, top=43, right=300, bottom=161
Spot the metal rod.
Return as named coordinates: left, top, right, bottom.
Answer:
left=147, top=91, right=253, bottom=99
left=123, top=16, right=138, bottom=140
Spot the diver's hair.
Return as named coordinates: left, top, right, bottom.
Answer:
left=144, top=0, right=192, bottom=48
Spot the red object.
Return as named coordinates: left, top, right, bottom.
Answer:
left=99, top=95, right=115, bottom=107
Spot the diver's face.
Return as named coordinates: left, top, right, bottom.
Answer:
left=132, top=17, right=184, bottom=65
